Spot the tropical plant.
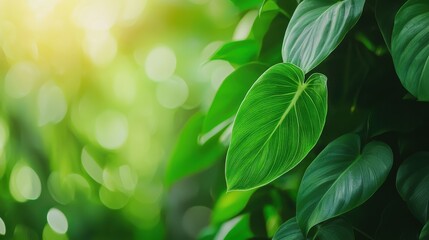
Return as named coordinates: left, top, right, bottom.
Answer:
left=166, top=0, right=429, bottom=239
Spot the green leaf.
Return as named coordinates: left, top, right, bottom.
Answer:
left=273, top=218, right=307, bottom=240
left=212, top=190, right=255, bottom=224
left=215, top=215, right=253, bottom=240
left=264, top=205, right=282, bottom=237
left=273, top=218, right=354, bottom=240
left=421, top=221, right=429, bottom=240
left=226, top=63, right=327, bottom=191
left=397, top=152, right=429, bottom=224
left=165, top=113, right=226, bottom=186
left=375, top=200, right=421, bottom=240
left=202, top=63, right=269, bottom=141
left=391, top=0, right=429, bottom=101
left=375, top=0, right=406, bottom=50
left=282, top=0, right=365, bottom=73
left=297, top=134, right=393, bottom=234
left=211, top=40, right=260, bottom=65
left=260, top=0, right=280, bottom=15
left=316, top=219, right=355, bottom=240
left=366, top=101, right=425, bottom=138
left=231, top=0, right=263, bottom=11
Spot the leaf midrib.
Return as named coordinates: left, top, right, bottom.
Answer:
left=253, top=82, right=308, bottom=159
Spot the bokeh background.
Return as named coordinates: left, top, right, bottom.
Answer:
left=0, top=0, right=253, bottom=239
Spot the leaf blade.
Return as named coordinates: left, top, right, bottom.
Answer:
left=391, top=0, right=429, bottom=100
left=226, top=63, right=327, bottom=191
left=297, top=134, right=393, bottom=234
left=397, top=152, right=429, bottom=224
left=282, top=0, right=365, bottom=73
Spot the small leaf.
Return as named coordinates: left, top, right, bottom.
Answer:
left=273, top=218, right=306, bottom=240
left=202, top=63, right=269, bottom=140
left=282, top=0, right=365, bottom=73
left=226, top=63, right=327, bottom=191
left=297, top=134, right=393, bottom=234
left=391, top=0, right=429, bottom=100
left=212, top=190, right=255, bottom=224
left=421, top=221, right=429, bottom=240
left=231, top=0, right=263, bottom=11
left=397, top=152, right=429, bottom=224
left=211, top=40, right=260, bottom=65
left=165, top=113, right=226, bottom=186
left=273, top=218, right=354, bottom=240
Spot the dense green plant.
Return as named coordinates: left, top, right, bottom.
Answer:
left=166, top=0, right=429, bottom=239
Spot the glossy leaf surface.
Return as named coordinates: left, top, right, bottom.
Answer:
left=273, top=218, right=306, bottom=240
left=391, top=0, right=429, bottom=100
left=297, top=134, right=393, bottom=234
left=226, top=63, right=327, bottom=190
left=397, top=152, right=429, bottom=224
left=282, top=0, right=365, bottom=73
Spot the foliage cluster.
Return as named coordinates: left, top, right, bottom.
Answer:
left=166, top=0, right=429, bottom=239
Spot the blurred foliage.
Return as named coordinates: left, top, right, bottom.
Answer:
left=0, top=0, right=245, bottom=239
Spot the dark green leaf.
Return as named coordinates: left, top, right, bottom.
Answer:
left=201, top=63, right=269, bottom=141
left=273, top=218, right=307, bottom=240
left=274, top=218, right=354, bottom=240
left=226, top=63, right=327, bottom=190
left=366, top=101, right=424, bottom=138
left=375, top=0, right=406, bottom=50
left=282, top=0, right=365, bottom=73
left=397, top=152, right=429, bottom=224
left=421, top=221, right=429, bottom=240
left=165, top=113, right=226, bottom=186
left=297, top=134, right=393, bottom=234
left=211, top=40, right=260, bottom=65
left=212, top=190, right=255, bottom=224
left=391, top=0, right=429, bottom=100
left=375, top=200, right=421, bottom=240
left=315, top=218, right=355, bottom=240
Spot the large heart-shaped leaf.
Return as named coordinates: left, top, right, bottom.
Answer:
left=297, top=134, right=393, bottom=234
left=273, top=218, right=354, bottom=240
left=165, top=113, right=226, bottom=186
left=202, top=63, right=269, bottom=142
left=397, top=152, right=429, bottom=224
left=226, top=63, right=327, bottom=191
left=391, top=0, right=429, bottom=101
left=282, top=0, right=365, bottom=73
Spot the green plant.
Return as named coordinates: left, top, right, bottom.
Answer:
left=166, top=0, right=429, bottom=239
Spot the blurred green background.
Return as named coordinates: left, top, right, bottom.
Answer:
left=0, top=0, right=251, bottom=239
